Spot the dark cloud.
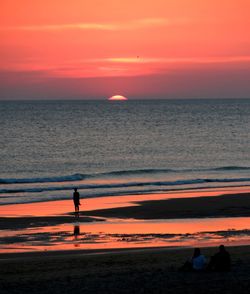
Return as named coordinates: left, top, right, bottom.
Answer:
left=0, top=64, right=250, bottom=100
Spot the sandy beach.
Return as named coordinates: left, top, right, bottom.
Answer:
left=1, top=188, right=250, bottom=252
left=83, top=192, right=250, bottom=219
left=1, top=187, right=250, bottom=292
left=1, top=245, right=250, bottom=294
left=0, top=192, right=250, bottom=230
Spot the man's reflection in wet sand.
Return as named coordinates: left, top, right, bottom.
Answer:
left=73, top=224, right=80, bottom=247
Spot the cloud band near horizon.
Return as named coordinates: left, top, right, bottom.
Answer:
left=0, top=18, right=178, bottom=32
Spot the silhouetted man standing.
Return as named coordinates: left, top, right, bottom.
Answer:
left=73, top=188, right=80, bottom=217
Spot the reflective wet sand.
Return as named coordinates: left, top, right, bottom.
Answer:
left=0, top=187, right=250, bottom=253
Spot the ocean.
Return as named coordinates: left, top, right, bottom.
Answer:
left=0, top=99, right=250, bottom=205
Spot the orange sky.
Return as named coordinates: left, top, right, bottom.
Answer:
left=0, top=0, right=250, bottom=99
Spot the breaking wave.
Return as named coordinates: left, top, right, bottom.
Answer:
left=1, top=166, right=250, bottom=185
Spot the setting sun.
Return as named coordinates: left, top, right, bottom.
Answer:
left=108, top=95, right=128, bottom=101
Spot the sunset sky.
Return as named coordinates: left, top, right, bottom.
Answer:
left=1, top=0, right=250, bottom=99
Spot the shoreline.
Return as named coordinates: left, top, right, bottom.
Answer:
left=1, top=185, right=250, bottom=218
left=1, top=184, right=250, bottom=208
left=83, top=192, right=250, bottom=219
left=1, top=187, right=250, bottom=255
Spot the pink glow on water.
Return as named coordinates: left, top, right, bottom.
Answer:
left=1, top=186, right=249, bottom=217
left=1, top=187, right=250, bottom=254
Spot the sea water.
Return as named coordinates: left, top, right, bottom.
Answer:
left=0, top=99, right=250, bottom=205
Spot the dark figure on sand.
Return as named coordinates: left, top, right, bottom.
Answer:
left=73, top=188, right=81, bottom=216
left=73, top=224, right=80, bottom=247
left=74, top=225, right=80, bottom=239
left=180, top=248, right=206, bottom=271
left=208, top=245, right=231, bottom=271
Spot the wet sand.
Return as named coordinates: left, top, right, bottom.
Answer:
left=1, top=188, right=250, bottom=252
left=0, top=216, right=103, bottom=230
left=84, top=192, right=250, bottom=219
left=2, top=192, right=250, bottom=231
left=0, top=245, right=250, bottom=294
left=1, top=188, right=250, bottom=292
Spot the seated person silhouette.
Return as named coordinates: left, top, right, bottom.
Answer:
left=179, top=248, right=206, bottom=271
left=207, top=245, right=231, bottom=271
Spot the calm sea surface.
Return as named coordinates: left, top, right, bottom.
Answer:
left=0, top=99, right=250, bottom=205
